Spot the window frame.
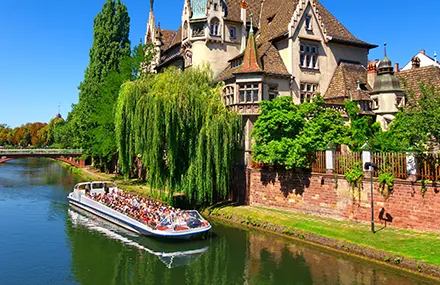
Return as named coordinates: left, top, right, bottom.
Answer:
left=210, top=18, right=220, bottom=37
left=305, top=15, right=312, bottom=31
left=299, top=43, right=319, bottom=70
left=238, top=83, right=260, bottom=103
left=223, top=85, right=235, bottom=106
left=229, top=26, right=236, bottom=40
left=300, top=83, right=318, bottom=103
left=268, top=85, right=279, bottom=101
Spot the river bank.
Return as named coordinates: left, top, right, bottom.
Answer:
left=67, top=163, right=440, bottom=280
left=204, top=204, right=440, bottom=280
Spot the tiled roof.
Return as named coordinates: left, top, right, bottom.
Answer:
left=257, top=0, right=298, bottom=45
left=158, top=27, right=183, bottom=63
left=216, top=64, right=240, bottom=82
left=169, top=27, right=182, bottom=48
left=259, top=43, right=290, bottom=76
left=215, top=42, right=289, bottom=81
left=324, top=61, right=371, bottom=103
left=226, top=0, right=263, bottom=27
left=235, top=30, right=263, bottom=73
left=396, top=66, right=440, bottom=100
left=158, top=29, right=178, bottom=51
left=315, top=2, right=375, bottom=48
left=160, top=0, right=375, bottom=79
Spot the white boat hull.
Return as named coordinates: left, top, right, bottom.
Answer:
left=67, top=193, right=211, bottom=240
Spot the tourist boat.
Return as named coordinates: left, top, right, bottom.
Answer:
left=68, top=208, right=210, bottom=268
left=67, top=181, right=212, bottom=240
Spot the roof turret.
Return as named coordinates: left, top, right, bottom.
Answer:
left=371, top=44, right=403, bottom=94
left=235, top=13, right=263, bottom=74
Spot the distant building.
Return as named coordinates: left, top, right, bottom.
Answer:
left=324, top=46, right=440, bottom=130
left=401, top=49, right=439, bottom=71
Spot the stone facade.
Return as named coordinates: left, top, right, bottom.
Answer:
left=145, top=0, right=377, bottom=164
left=245, top=168, right=440, bottom=232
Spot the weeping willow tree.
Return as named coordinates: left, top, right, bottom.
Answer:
left=115, top=67, right=241, bottom=204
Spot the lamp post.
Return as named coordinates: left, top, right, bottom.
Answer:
left=364, top=161, right=378, bottom=233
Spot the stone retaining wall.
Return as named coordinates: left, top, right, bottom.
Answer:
left=246, top=168, right=440, bottom=232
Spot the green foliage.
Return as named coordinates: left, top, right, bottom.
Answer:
left=59, top=1, right=156, bottom=171
left=420, top=180, right=428, bottom=198
left=344, top=101, right=406, bottom=152
left=66, top=0, right=132, bottom=169
left=377, top=172, right=395, bottom=197
left=0, top=122, right=53, bottom=147
left=115, top=67, right=241, bottom=205
left=388, top=83, right=440, bottom=153
left=252, top=96, right=348, bottom=168
left=344, top=162, right=364, bottom=193
left=345, top=101, right=378, bottom=151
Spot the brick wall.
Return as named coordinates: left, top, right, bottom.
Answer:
left=247, top=168, right=440, bottom=232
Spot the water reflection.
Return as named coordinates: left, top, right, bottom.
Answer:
left=0, top=158, right=437, bottom=285
left=68, top=207, right=209, bottom=269
left=65, top=213, right=436, bottom=285
left=243, top=229, right=437, bottom=285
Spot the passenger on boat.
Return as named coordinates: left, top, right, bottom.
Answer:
left=87, top=190, right=196, bottom=231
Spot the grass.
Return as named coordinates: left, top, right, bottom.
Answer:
left=208, top=205, right=440, bottom=266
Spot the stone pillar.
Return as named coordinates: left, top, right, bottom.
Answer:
left=406, top=152, right=417, bottom=181
left=325, top=142, right=335, bottom=173
left=362, top=141, right=372, bottom=176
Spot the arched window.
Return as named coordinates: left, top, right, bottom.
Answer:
left=210, top=18, right=220, bottom=36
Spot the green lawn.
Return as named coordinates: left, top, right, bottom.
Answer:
left=208, top=205, right=440, bottom=266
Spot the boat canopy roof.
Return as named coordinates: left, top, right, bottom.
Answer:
left=74, top=181, right=117, bottom=189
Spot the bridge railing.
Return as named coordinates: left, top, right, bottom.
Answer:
left=0, top=149, right=83, bottom=155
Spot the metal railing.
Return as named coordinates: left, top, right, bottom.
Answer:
left=0, top=149, right=83, bottom=155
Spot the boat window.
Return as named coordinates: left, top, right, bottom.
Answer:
left=92, top=183, right=104, bottom=189
left=75, top=183, right=89, bottom=190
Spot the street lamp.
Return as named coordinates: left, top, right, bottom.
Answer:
left=364, top=162, right=378, bottom=233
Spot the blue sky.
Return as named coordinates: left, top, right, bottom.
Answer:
left=1, top=0, right=438, bottom=127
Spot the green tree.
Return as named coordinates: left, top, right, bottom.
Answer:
left=252, top=96, right=348, bottom=168
left=69, top=0, right=131, bottom=161
left=90, top=44, right=155, bottom=171
left=388, top=83, right=440, bottom=152
left=115, top=67, right=241, bottom=204
left=344, top=101, right=380, bottom=151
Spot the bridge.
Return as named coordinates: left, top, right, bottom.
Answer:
left=0, top=149, right=85, bottom=168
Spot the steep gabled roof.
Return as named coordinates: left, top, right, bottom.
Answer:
left=397, top=66, right=440, bottom=100
left=216, top=42, right=289, bottom=81
left=315, top=1, right=376, bottom=48
left=169, top=27, right=182, bottom=48
left=226, top=0, right=263, bottom=26
left=257, top=0, right=298, bottom=44
left=158, top=29, right=179, bottom=51
left=324, top=61, right=371, bottom=103
left=259, top=42, right=290, bottom=76
left=235, top=27, right=263, bottom=73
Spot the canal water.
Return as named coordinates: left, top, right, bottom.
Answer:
left=0, top=158, right=436, bottom=285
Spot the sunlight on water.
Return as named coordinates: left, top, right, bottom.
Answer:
left=0, top=158, right=437, bottom=285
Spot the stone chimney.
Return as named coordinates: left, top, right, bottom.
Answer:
left=367, top=60, right=377, bottom=88
left=240, top=0, right=247, bottom=53
left=411, top=56, right=421, bottom=69
left=394, top=62, right=399, bottom=73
